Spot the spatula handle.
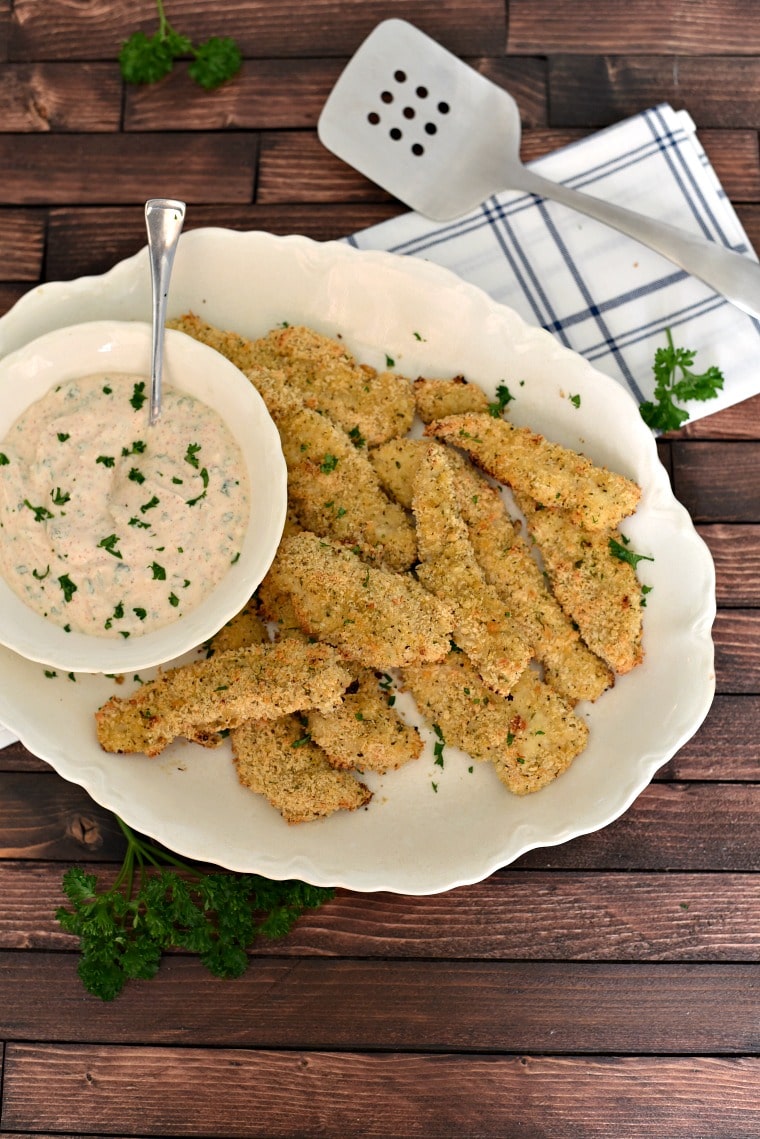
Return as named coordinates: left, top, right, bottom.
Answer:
left=514, top=168, right=760, bottom=322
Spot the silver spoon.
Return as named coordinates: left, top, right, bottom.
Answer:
left=145, top=198, right=186, bottom=425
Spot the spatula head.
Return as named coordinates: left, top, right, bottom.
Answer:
left=318, top=19, right=520, bottom=221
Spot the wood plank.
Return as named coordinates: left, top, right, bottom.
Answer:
left=736, top=203, right=760, bottom=251
left=125, top=58, right=342, bottom=131
left=257, top=127, right=586, bottom=205
left=3, top=1046, right=760, bottom=1138
left=8, top=1, right=507, bottom=60
left=2, top=862, right=758, bottom=961
left=671, top=440, right=760, bottom=521
left=697, top=129, right=760, bottom=201
left=549, top=56, right=760, bottom=130
left=258, top=132, right=394, bottom=204
left=0, top=283, right=28, bottom=317
left=0, top=134, right=257, bottom=205
left=676, top=392, right=760, bottom=439
left=517, top=782, right=760, bottom=871
left=0, top=743, right=49, bottom=772
left=0, top=772, right=124, bottom=861
left=1, top=956, right=759, bottom=1051
left=44, top=203, right=404, bottom=281
left=124, top=56, right=547, bottom=133
left=1, top=776, right=756, bottom=872
left=508, top=1, right=760, bottom=55
left=660, top=694, right=760, bottom=779
left=0, top=209, right=44, bottom=279
left=697, top=524, right=760, bottom=605
left=713, top=609, right=760, bottom=694
left=0, top=62, right=121, bottom=130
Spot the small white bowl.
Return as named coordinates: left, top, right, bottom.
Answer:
left=0, top=319, right=286, bottom=673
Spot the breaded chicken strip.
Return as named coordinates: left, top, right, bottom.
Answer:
left=232, top=716, right=371, bottom=824
left=426, top=412, right=641, bottom=531
left=95, top=641, right=352, bottom=757
left=413, top=375, right=491, bottom=423
left=266, top=531, right=452, bottom=668
left=412, top=443, right=531, bottom=696
left=370, top=437, right=612, bottom=703
left=402, top=653, right=588, bottom=794
left=207, top=599, right=268, bottom=655
left=308, top=668, right=423, bottom=774
left=249, top=366, right=416, bottom=572
left=516, top=492, right=645, bottom=675
left=253, top=324, right=415, bottom=444
left=169, top=314, right=415, bottom=445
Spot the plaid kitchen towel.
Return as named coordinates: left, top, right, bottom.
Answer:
left=348, top=103, right=760, bottom=418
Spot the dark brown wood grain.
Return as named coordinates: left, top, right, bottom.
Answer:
left=697, top=524, right=760, bottom=605
left=3, top=1046, right=759, bottom=1138
left=0, top=62, right=121, bottom=130
left=1, top=133, right=258, bottom=206
left=660, top=694, right=760, bottom=779
left=676, top=392, right=760, bottom=439
left=549, top=56, right=760, bottom=129
left=713, top=610, right=760, bottom=693
left=671, top=441, right=760, bottom=521
left=508, top=1, right=760, bottom=55
left=0, top=209, right=45, bottom=279
left=1, top=776, right=756, bottom=872
left=8, top=1, right=507, bottom=60
left=1, top=955, right=758, bottom=1052
left=43, top=204, right=404, bottom=282
left=2, top=862, right=758, bottom=961
left=0, top=773, right=125, bottom=861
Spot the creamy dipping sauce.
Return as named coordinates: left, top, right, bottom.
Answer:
left=0, top=373, right=250, bottom=638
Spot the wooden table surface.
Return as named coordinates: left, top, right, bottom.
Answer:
left=1, top=3, right=759, bottom=1136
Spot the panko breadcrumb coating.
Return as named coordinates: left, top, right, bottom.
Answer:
left=412, top=443, right=531, bottom=696
left=169, top=314, right=415, bottom=446
left=266, top=530, right=453, bottom=668
left=247, top=365, right=416, bottom=571
left=413, top=375, right=491, bottom=423
left=100, top=317, right=649, bottom=822
left=308, top=668, right=423, bottom=773
left=207, top=599, right=268, bottom=655
left=426, top=412, right=641, bottom=531
left=232, top=716, right=371, bottom=824
left=372, top=436, right=612, bottom=703
left=253, top=324, right=415, bottom=444
left=95, top=641, right=352, bottom=757
left=516, top=491, right=644, bottom=675
left=402, top=653, right=588, bottom=794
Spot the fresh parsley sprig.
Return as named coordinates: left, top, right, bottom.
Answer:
left=119, top=0, right=242, bottom=91
left=56, top=817, right=334, bottom=1001
left=639, top=328, right=724, bottom=433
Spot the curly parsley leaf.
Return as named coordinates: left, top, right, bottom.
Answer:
left=487, top=383, right=514, bottom=417
left=188, top=36, right=242, bottom=90
left=609, top=536, right=654, bottom=569
left=639, top=328, right=724, bottom=433
left=56, top=818, right=334, bottom=1000
left=119, top=2, right=241, bottom=91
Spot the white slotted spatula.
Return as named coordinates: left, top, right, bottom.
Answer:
left=318, top=18, right=760, bottom=321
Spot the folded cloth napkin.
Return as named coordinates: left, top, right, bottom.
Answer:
left=348, top=103, right=760, bottom=418
left=0, top=105, right=755, bottom=752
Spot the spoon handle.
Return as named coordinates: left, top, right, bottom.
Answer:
left=145, top=199, right=186, bottom=425
left=511, top=167, right=760, bottom=322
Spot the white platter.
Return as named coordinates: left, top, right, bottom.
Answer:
left=0, top=229, right=716, bottom=894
